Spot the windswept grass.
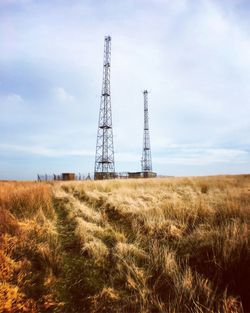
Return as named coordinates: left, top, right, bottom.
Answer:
left=0, top=175, right=249, bottom=312
left=0, top=182, right=59, bottom=313
left=61, top=175, right=249, bottom=312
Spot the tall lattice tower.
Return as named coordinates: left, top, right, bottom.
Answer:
left=94, top=36, right=115, bottom=180
left=141, top=90, right=152, bottom=173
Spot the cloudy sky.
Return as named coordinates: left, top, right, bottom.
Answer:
left=0, top=0, right=250, bottom=180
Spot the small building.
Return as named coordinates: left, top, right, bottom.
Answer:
left=128, top=171, right=157, bottom=179
left=94, top=172, right=116, bottom=180
left=142, top=171, right=157, bottom=178
left=128, top=172, right=144, bottom=179
left=62, top=173, right=75, bottom=181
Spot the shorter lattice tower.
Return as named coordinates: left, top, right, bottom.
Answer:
left=141, top=90, right=152, bottom=172
left=94, top=36, right=115, bottom=180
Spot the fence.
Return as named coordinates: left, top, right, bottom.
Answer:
left=37, top=171, right=156, bottom=182
left=37, top=173, right=93, bottom=182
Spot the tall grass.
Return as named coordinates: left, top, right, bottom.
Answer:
left=0, top=182, right=59, bottom=313
left=1, top=175, right=249, bottom=312
left=62, top=175, right=249, bottom=312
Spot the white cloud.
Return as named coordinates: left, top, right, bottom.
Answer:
left=0, top=93, right=25, bottom=119
left=0, top=143, right=94, bottom=157
left=1, top=93, right=23, bottom=104
left=52, top=87, right=75, bottom=103
left=154, top=147, right=249, bottom=166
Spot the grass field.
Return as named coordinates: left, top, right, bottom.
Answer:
left=0, top=175, right=249, bottom=312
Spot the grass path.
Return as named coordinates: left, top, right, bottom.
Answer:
left=52, top=184, right=124, bottom=313
left=70, top=186, right=136, bottom=242
left=52, top=183, right=155, bottom=312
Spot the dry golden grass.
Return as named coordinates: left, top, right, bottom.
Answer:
left=1, top=175, right=249, bottom=312
left=0, top=182, right=59, bottom=313
left=61, top=175, right=249, bottom=312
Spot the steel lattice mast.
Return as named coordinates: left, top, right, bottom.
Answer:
left=141, top=90, right=152, bottom=172
left=94, top=36, right=115, bottom=179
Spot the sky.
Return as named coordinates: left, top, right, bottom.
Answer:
left=0, top=0, right=250, bottom=180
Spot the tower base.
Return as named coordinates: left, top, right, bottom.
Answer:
left=94, top=172, right=116, bottom=180
left=128, top=172, right=157, bottom=179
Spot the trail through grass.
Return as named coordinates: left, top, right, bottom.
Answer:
left=53, top=185, right=125, bottom=312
